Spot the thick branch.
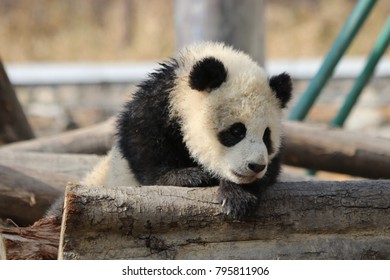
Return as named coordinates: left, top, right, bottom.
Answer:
left=0, top=60, right=34, bottom=144
left=282, top=122, right=390, bottom=178
left=0, top=150, right=101, bottom=178
left=59, top=181, right=390, bottom=259
left=0, top=118, right=114, bottom=154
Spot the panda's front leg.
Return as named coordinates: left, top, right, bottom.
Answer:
left=217, top=180, right=260, bottom=219
left=156, top=167, right=218, bottom=187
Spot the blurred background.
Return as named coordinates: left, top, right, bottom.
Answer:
left=0, top=0, right=389, bottom=139
left=1, top=0, right=388, bottom=61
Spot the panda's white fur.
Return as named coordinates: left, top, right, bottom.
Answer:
left=81, top=145, right=140, bottom=186
left=50, top=42, right=292, bottom=218
left=170, top=42, right=283, bottom=184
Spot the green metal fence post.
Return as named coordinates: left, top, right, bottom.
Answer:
left=288, top=0, right=377, bottom=121
left=331, top=16, right=390, bottom=127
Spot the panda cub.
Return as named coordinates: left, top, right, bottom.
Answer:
left=83, top=42, right=292, bottom=218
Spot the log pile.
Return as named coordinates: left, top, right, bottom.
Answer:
left=1, top=63, right=390, bottom=259
left=1, top=119, right=390, bottom=259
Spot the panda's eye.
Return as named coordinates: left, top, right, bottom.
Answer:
left=263, top=127, right=273, bottom=154
left=217, top=122, right=246, bottom=147
left=230, top=123, right=246, bottom=138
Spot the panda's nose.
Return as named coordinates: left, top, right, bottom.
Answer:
left=248, top=163, right=266, bottom=173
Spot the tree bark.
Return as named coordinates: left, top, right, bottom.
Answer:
left=282, top=122, right=390, bottom=178
left=0, top=118, right=114, bottom=154
left=59, top=181, right=390, bottom=260
left=0, top=152, right=101, bottom=225
left=0, top=60, right=34, bottom=144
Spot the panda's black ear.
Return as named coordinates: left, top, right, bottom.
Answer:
left=189, top=57, right=227, bottom=92
left=269, top=72, right=292, bottom=108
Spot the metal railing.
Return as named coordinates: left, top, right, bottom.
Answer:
left=289, top=0, right=389, bottom=126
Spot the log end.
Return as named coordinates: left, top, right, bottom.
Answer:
left=0, top=216, right=61, bottom=260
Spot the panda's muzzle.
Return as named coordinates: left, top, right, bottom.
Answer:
left=231, top=163, right=267, bottom=183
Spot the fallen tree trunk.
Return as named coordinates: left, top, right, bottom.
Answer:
left=0, top=152, right=101, bottom=225
left=282, top=122, right=390, bottom=179
left=0, top=118, right=114, bottom=154
left=59, top=180, right=390, bottom=260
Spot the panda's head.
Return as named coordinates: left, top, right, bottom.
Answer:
left=170, top=42, right=292, bottom=184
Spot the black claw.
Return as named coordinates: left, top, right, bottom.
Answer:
left=218, top=180, right=259, bottom=219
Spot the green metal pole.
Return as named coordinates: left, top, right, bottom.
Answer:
left=289, top=0, right=377, bottom=121
left=331, top=16, right=390, bottom=127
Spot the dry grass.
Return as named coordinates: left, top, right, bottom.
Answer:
left=0, top=0, right=389, bottom=62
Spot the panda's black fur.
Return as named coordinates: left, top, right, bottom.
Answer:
left=117, top=60, right=218, bottom=187
left=115, top=45, right=292, bottom=218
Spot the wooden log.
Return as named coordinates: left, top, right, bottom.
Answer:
left=0, top=118, right=114, bottom=154
left=59, top=180, right=390, bottom=260
left=0, top=150, right=101, bottom=178
left=0, top=152, right=101, bottom=226
left=0, top=60, right=34, bottom=144
left=0, top=165, right=71, bottom=226
left=283, top=122, right=390, bottom=179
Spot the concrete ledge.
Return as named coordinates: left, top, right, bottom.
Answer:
left=5, top=57, right=390, bottom=86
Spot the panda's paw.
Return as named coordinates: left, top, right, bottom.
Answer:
left=217, top=181, right=259, bottom=219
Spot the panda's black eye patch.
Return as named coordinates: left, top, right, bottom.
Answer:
left=263, top=127, right=273, bottom=154
left=218, top=122, right=246, bottom=147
